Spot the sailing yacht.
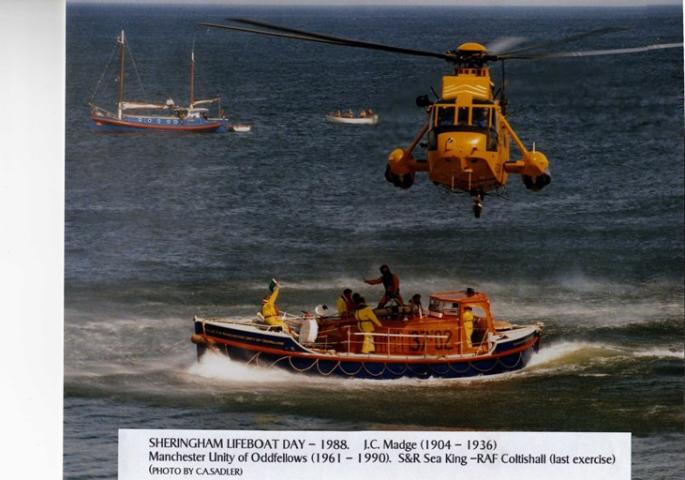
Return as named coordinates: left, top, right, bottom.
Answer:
left=90, top=31, right=231, bottom=133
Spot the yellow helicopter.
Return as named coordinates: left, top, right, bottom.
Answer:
left=202, top=19, right=682, bottom=217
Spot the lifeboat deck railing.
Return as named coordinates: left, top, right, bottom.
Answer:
left=201, top=313, right=492, bottom=357
left=310, top=327, right=491, bottom=357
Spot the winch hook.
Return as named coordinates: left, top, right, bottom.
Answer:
left=472, top=194, right=483, bottom=218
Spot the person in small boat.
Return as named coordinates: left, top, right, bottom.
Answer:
left=359, top=110, right=367, bottom=118
left=344, top=109, right=353, bottom=118
left=462, top=306, right=474, bottom=347
left=364, top=264, right=404, bottom=308
left=261, top=279, right=290, bottom=332
left=336, top=288, right=354, bottom=316
left=354, top=296, right=382, bottom=354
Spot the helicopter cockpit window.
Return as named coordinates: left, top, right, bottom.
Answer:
left=472, top=107, right=490, bottom=129
left=457, top=107, right=469, bottom=126
left=437, top=106, right=456, bottom=127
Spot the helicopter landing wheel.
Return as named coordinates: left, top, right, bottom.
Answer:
left=399, top=172, right=415, bottom=189
left=472, top=194, right=483, bottom=218
left=384, top=165, right=414, bottom=190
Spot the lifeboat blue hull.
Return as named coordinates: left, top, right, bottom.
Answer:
left=221, top=345, right=538, bottom=379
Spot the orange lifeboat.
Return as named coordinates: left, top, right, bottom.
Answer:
left=191, top=289, right=543, bottom=379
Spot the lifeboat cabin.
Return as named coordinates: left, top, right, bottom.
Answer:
left=314, top=290, right=496, bottom=356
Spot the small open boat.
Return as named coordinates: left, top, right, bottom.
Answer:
left=326, top=109, right=379, bottom=125
left=89, top=31, right=236, bottom=133
left=228, top=124, right=251, bottom=133
left=191, top=289, right=543, bottom=380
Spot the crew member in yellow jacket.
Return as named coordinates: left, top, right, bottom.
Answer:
left=462, top=306, right=474, bottom=347
left=261, top=279, right=290, bottom=332
left=354, top=297, right=382, bottom=354
left=336, top=288, right=354, bottom=316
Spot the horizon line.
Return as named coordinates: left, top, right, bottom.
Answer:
left=66, top=0, right=684, bottom=7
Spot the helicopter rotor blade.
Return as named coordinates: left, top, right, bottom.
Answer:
left=201, top=23, right=350, bottom=46
left=203, top=18, right=455, bottom=61
left=500, top=42, right=683, bottom=60
left=486, top=36, right=526, bottom=55
left=499, top=27, right=628, bottom=56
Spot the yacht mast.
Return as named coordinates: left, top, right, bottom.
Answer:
left=117, top=30, right=126, bottom=119
left=189, top=46, right=195, bottom=107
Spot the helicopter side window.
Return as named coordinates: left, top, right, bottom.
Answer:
left=487, top=110, right=498, bottom=151
left=437, top=106, right=456, bottom=127
left=427, top=129, right=437, bottom=150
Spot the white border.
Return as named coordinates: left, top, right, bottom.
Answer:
left=0, top=1, right=65, bottom=478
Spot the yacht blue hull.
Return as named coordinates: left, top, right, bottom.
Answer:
left=92, top=113, right=228, bottom=132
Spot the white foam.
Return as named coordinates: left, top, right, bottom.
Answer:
left=186, top=351, right=300, bottom=384
left=633, top=346, right=684, bottom=359
left=527, top=341, right=622, bottom=369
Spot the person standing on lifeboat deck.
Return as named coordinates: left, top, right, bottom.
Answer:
left=462, top=306, right=474, bottom=347
left=364, top=264, right=404, bottom=308
left=261, top=279, right=290, bottom=332
left=354, top=297, right=382, bottom=354
left=336, top=288, right=354, bottom=316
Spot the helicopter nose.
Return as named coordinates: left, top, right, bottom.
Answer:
left=443, top=132, right=485, bottom=154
